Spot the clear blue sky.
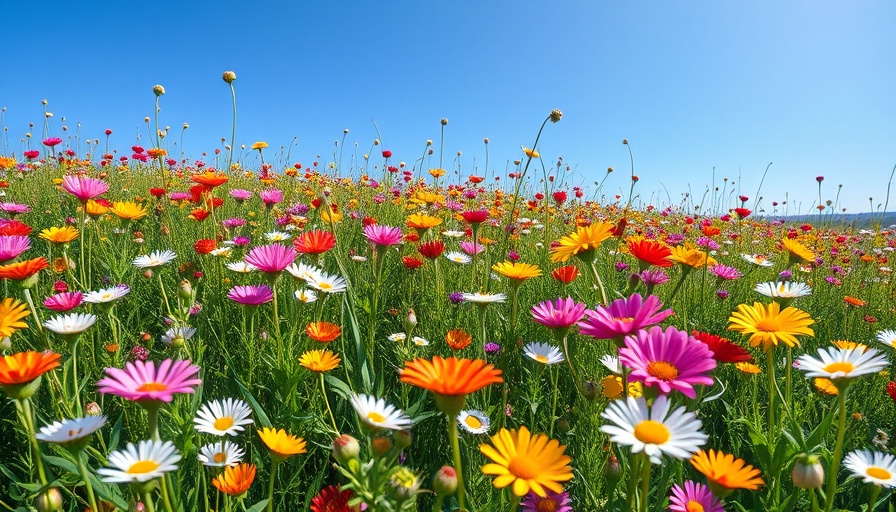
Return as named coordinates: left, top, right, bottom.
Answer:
left=2, top=1, right=894, bottom=214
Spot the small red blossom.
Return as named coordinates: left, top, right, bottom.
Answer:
left=193, top=239, right=217, bottom=255
left=402, top=256, right=424, bottom=270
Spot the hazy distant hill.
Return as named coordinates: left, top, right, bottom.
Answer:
left=767, top=212, right=896, bottom=229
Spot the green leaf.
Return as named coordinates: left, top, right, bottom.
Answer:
left=324, top=375, right=354, bottom=399
left=233, top=375, right=272, bottom=428
left=43, top=455, right=78, bottom=477
left=245, top=498, right=270, bottom=512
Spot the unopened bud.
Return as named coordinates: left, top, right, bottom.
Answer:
left=604, top=454, right=622, bottom=484
left=85, top=402, right=102, bottom=416
left=433, top=466, right=458, bottom=496
left=394, top=429, right=413, bottom=450
left=371, top=436, right=392, bottom=457
left=0, top=337, right=11, bottom=351
left=403, top=309, right=417, bottom=335
left=332, top=434, right=360, bottom=464
left=153, top=85, right=165, bottom=96
left=792, top=455, right=824, bottom=489
left=222, top=71, right=236, bottom=83
left=178, top=279, right=193, bottom=300
left=34, top=487, right=63, bottom=512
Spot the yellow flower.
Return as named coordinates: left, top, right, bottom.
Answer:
left=727, top=302, right=815, bottom=351
left=428, top=168, right=446, bottom=178
left=110, top=201, right=147, bottom=221
left=781, top=238, right=814, bottom=265
left=0, top=298, right=30, bottom=337
left=86, top=199, right=109, bottom=217
left=406, top=213, right=442, bottom=232
left=298, top=349, right=341, bottom=373
left=251, top=142, right=269, bottom=151
left=320, top=206, right=343, bottom=224
left=814, top=378, right=838, bottom=395
left=735, top=362, right=762, bottom=374
left=549, top=222, right=616, bottom=263
left=257, top=427, right=307, bottom=461
left=491, top=261, right=541, bottom=282
left=479, top=426, right=573, bottom=496
left=600, top=375, right=643, bottom=399
left=667, top=244, right=717, bottom=269
left=522, top=147, right=540, bottom=159
left=39, top=226, right=79, bottom=244
left=0, top=157, right=16, bottom=169
left=831, top=340, right=867, bottom=352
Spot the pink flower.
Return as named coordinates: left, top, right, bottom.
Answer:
left=460, top=241, right=485, bottom=256
left=0, top=235, right=30, bottom=262
left=23, top=150, right=40, bottom=160
left=227, top=285, right=274, bottom=305
left=229, top=189, right=252, bottom=202
left=44, top=291, right=84, bottom=312
left=531, top=297, right=586, bottom=333
left=708, top=264, right=742, bottom=281
left=169, top=192, right=192, bottom=201
left=362, top=224, right=403, bottom=248
left=260, top=188, right=283, bottom=206
left=0, top=203, right=30, bottom=214
left=62, top=175, right=109, bottom=202
left=668, top=481, right=724, bottom=512
left=619, top=326, right=716, bottom=399
left=97, top=359, right=201, bottom=403
left=42, top=137, right=62, bottom=147
left=578, top=293, right=674, bottom=343
left=243, top=244, right=297, bottom=273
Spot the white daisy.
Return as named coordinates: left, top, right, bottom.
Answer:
left=442, top=230, right=466, bottom=238
left=388, top=333, right=407, bottom=342
left=349, top=394, right=413, bottom=431
left=132, top=250, right=177, bottom=268
left=160, top=326, right=197, bottom=346
left=97, top=439, right=182, bottom=483
left=742, top=254, right=774, bottom=267
left=197, top=440, right=244, bottom=467
left=351, top=255, right=368, bottom=262
left=754, top=281, right=812, bottom=299
left=875, top=329, right=896, bottom=349
left=600, top=354, right=623, bottom=375
left=523, top=342, right=565, bottom=365
left=209, top=246, right=233, bottom=257
left=412, top=336, right=430, bottom=346
left=294, top=289, right=318, bottom=303
left=43, top=313, right=98, bottom=335
left=600, top=395, right=707, bottom=465
left=844, top=450, right=896, bottom=487
left=306, top=271, right=348, bottom=294
left=795, top=347, right=888, bottom=384
left=462, top=292, right=506, bottom=304
left=36, top=415, right=107, bottom=445
left=194, top=398, right=254, bottom=436
left=457, top=410, right=491, bottom=435
left=285, top=262, right=320, bottom=281
left=83, top=285, right=130, bottom=304
left=444, top=251, right=472, bottom=264
left=264, top=231, right=291, bottom=242
left=226, top=261, right=258, bottom=273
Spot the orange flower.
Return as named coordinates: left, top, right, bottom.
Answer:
left=551, top=265, right=579, bottom=284
left=445, top=329, right=472, bottom=350
left=147, top=148, right=167, bottom=159
left=0, top=351, right=61, bottom=399
left=306, top=321, right=342, bottom=342
left=191, top=171, right=229, bottom=189
left=627, top=237, right=673, bottom=269
left=843, top=296, right=866, bottom=307
left=401, top=356, right=502, bottom=397
left=212, top=463, right=256, bottom=496
left=293, top=230, right=337, bottom=255
left=0, top=257, right=49, bottom=281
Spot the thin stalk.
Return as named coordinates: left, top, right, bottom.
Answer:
left=626, top=452, right=641, bottom=512
left=320, top=373, right=338, bottom=433
left=143, top=491, right=157, bottom=512
left=638, top=454, right=651, bottom=512
left=548, top=366, right=559, bottom=438
left=447, top=418, right=467, bottom=511
left=559, top=335, right=583, bottom=395
left=506, top=492, right=520, bottom=512
left=266, top=459, right=280, bottom=512
left=588, top=260, right=609, bottom=307
left=823, top=390, right=848, bottom=512
left=228, top=82, right=237, bottom=172
left=766, top=350, right=776, bottom=435
left=21, top=398, right=48, bottom=484
left=867, top=485, right=882, bottom=512
left=77, top=452, right=100, bottom=512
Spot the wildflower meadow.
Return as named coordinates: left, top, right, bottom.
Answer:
left=2, top=76, right=896, bottom=512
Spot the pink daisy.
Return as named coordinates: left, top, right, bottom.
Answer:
left=0, top=203, right=31, bottom=215
left=668, top=480, right=724, bottom=512
left=227, top=285, right=274, bottom=305
left=460, top=241, right=485, bottom=256
left=44, top=291, right=84, bottom=312
left=577, top=293, right=674, bottom=344
left=521, top=489, right=572, bottom=512
left=169, top=192, right=192, bottom=201
left=243, top=244, right=297, bottom=274
left=98, top=359, right=201, bottom=403
left=619, top=325, right=716, bottom=399
left=708, top=264, right=742, bottom=281
left=229, top=189, right=252, bottom=202
left=363, top=224, right=403, bottom=248
left=259, top=188, right=283, bottom=206
left=0, top=235, right=30, bottom=262
left=62, top=175, right=109, bottom=202
left=531, top=297, right=587, bottom=334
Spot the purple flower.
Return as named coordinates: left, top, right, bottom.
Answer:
left=716, top=289, right=729, bottom=300
left=233, top=237, right=251, bottom=246
left=532, top=297, right=587, bottom=331
left=244, top=244, right=297, bottom=273
left=363, top=224, right=403, bottom=248
left=228, top=285, right=274, bottom=305
left=668, top=481, right=724, bottom=512
left=373, top=193, right=386, bottom=204
left=708, top=264, right=742, bottom=281
left=130, top=345, right=149, bottom=362
left=484, top=342, right=501, bottom=354
left=222, top=217, right=246, bottom=229
left=44, top=291, right=84, bottom=312
left=615, top=261, right=629, bottom=272
left=169, top=192, right=191, bottom=201
left=521, top=489, right=572, bottom=512
left=286, top=203, right=309, bottom=215
left=508, top=250, right=520, bottom=262
left=665, top=233, right=685, bottom=246
left=229, top=189, right=252, bottom=202
left=449, top=292, right=465, bottom=304
left=62, top=175, right=109, bottom=202
left=578, top=294, right=674, bottom=343
left=260, top=188, right=283, bottom=207
left=778, top=270, right=793, bottom=281
left=0, top=203, right=30, bottom=214
left=641, top=269, right=670, bottom=286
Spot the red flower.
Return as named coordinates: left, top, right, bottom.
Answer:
left=552, top=191, right=567, bottom=204
left=189, top=185, right=206, bottom=204
left=311, top=198, right=323, bottom=209
left=362, top=216, right=378, bottom=227
left=692, top=331, right=753, bottom=363
left=310, top=485, right=355, bottom=512
left=0, top=220, right=32, bottom=236
left=733, top=208, right=751, bottom=219
left=469, top=175, right=484, bottom=184
left=461, top=210, right=489, bottom=224
left=382, top=150, right=392, bottom=158
left=293, top=230, right=337, bottom=255
left=611, top=217, right=628, bottom=238
left=189, top=209, right=210, bottom=222
left=799, top=224, right=813, bottom=232
left=193, top=239, right=217, bottom=255
left=888, top=382, right=896, bottom=403
left=701, top=225, right=721, bottom=236
left=418, top=241, right=445, bottom=260
left=402, top=256, right=424, bottom=270
left=551, top=265, right=579, bottom=284
left=149, top=188, right=167, bottom=198
left=23, top=150, right=40, bottom=160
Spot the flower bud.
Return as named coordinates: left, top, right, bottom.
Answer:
left=432, top=466, right=458, bottom=496
left=371, top=436, right=393, bottom=457
left=604, top=454, right=622, bottom=484
left=549, top=109, right=563, bottom=123
left=34, top=487, right=63, bottom=512
left=85, top=402, right=102, bottom=416
left=332, top=434, right=360, bottom=464
left=178, top=279, right=193, bottom=300
left=393, top=429, right=412, bottom=450
left=0, top=337, right=10, bottom=351
left=792, top=455, right=824, bottom=489
left=222, top=71, right=237, bottom=83
left=153, top=85, right=165, bottom=96
left=403, top=309, right=417, bottom=335
left=389, top=466, right=421, bottom=500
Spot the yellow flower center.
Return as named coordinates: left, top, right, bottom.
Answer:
left=318, top=282, right=333, bottom=290
left=213, top=452, right=226, bottom=464
left=535, top=355, right=549, bottom=363
left=754, top=319, right=781, bottom=332
left=127, top=460, right=160, bottom=474
left=823, top=362, right=854, bottom=375
left=646, top=361, right=679, bottom=381
left=507, top=455, right=539, bottom=479
left=366, top=411, right=386, bottom=424
left=537, top=498, right=558, bottom=512
left=137, top=382, right=168, bottom=392
left=633, top=420, right=670, bottom=444
left=686, top=501, right=705, bottom=512
left=464, top=416, right=483, bottom=429
left=213, top=417, right=235, bottom=431
left=866, top=467, right=892, bottom=480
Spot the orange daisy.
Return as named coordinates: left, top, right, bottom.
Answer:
left=690, top=449, right=764, bottom=497
left=401, top=356, right=502, bottom=414
left=191, top=172, right=229, bottom=189
left=212, top=463, right=256, bottom=496
left=626, top=237, right=673, bottom=269
left=0, top=351, right=62, bottom=399
left=306, top=321, right=342, bottom=343
left=445, top=329, right=472, bottom=351
left=293, top=230, right=337, bottom=255
left=0, top=257, right=49, bottom=281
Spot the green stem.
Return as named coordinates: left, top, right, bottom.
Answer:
left=71, top=337, right=83, bottom=416
left=320, top=373, right=338, bottom=433
left=548, top=367, right=559, bottom=438
left=447, top=418, right=466, bottom=512
left=626, top=452, right=641, bottom=512
left=77, top=452, right=100, bottom=512
left=638, top=453, right=651, bottom=512
left=144, top=491, right=157, bottom=512
left=823, top=390, right=848, bottom=512
left=588, top=260, right=609, bottom=307
left=159, top=474, right=176, bottom=511
left=21, top=398, right=48, bottom=485
left=228, top=83, right=237, bottom=172
left=766, top=350, right=776, bottom=436
left=559, top=335, right=583, bottom=395
left=506, top=491, right=520, bottom=512
left=867, top=484, right=882, bottom=512
left=146, top=403, right=161, bottom=441
left=433, top=495, right=445, bottom=512
left=158, top=273, right=173, bottom=321
left=266, top=459, right=280, bottom=512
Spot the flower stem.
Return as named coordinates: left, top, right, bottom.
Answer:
left=77, top=452, right=100, bottom=512
left=143, top=491, right=157, bottom=512
left=638, top=454, right=651, bottom=512
left=766, top=350, right=776, bottom=436
left=447, top=418, right=466, bottom=512
left=21, top=398, right=48, bottom=485
left=548, top=367, right=559, bottom=438
left=867, top=484, right=882, bottom=512
left=506, top=492, right=520, bottom=512
left=559, top=335, right=583, bottom=395
left=320, top=373, right=338, bottom=434
left=588, top=260, right=609, bottom=307
left=625, top=452, right=641, bottom=512
left=228, top=83, right=237, bottom=173
left=266, top=459, right=280, bottom=512
left=823, top=390, right=848, bottom=512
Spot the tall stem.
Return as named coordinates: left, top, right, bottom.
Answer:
left=766, top=350, right=776, bottom=436
left=228, top=83, right=237, bottom=172
left=823, top=390, right=848, bottom=512
left=588, top=260, right=609, bottom=307
left=548, top=366, right=559, bottom=438
left=21, top=398, right=48, bottom=485
left=638, top=454, right=651, bottom=512
left=447, top=418, right=466, bottom=511
left=266, top=459, right=280, bottom=512
left=77, top=452, right=100, bottom=512
left=559, top=335, right=583, bottom=395
left=320, top=373, right=338, bottom=433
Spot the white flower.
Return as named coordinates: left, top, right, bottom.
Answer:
left=197, top=440, right=244, bottom=467
left=210, top=246, right=233, bottom=257
left=294, top=289, right=318, bottom=303
left=97, top=439, right=181, bottom=483
left=36, top=415, right=107, bottom=444
left=601, top=395, right=707, bottom=465
left=83, top=285, right=130, bottom=304
left=264, top=231, right=291, bottom=242
left=444, top=251, right=471, bottom=264
left=754, top=281, right=812, bottom=299
left=43, top=313, right=97, bottom=335
left=349, top=394, right=413, bottom=431
left=462, top=292, right=506, bottom=304
left=442, top=230, right=466, bottom=238
left=844, top=450, right=896, bottom=487
left=226, top=261, right=258, bottom=273
left=132, top=250, right=177, bottom=268
left=307, top=271, right=347, bottom=294
left=388, top=332, right=407, bottom=342
left=523, top=342, right=565, bottom=365
left=412, top=336, right=430, bottom=346
left=796, top=347, right=888, bottom=384
left=161, top=326, right=197, bottom=346
left=285, top=262, right=321, bottom=281
left=875, top=329, right=896, bottom=349
left=457, top=410, right=491, bottom=435
left=742, top=254, right=774, bottom=267
left=351, top=255, right=368, bottom=262
left=600, top=354, right=622, bottom=375
left=194, top=398, right=254, bottom=436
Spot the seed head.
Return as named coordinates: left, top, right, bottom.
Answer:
left=153, top=84, right=166, bottom=96
left=550, top=109, right=563, bottom=122
left=222, top=71, right=236, bottom=83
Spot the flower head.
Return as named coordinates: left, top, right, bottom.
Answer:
left=198, top=440, right=245, bottom=467
left=796, top=346, right=888, bottom=388
left=212, top=463, right=256, bottom=496
left=0, top=351, right=61, bottom=386
left=401, top=356, right=502, bottom=397
left=479, top=426, right=573, bottom=496
left=98, top=440, right=181, bottom=483
left=110, top=201, right=148, bottom=221
left=619, top=326, right=716, bottom=398
left=492, top=261, right=541, bottom=282
left=244, top=244, right=297, bottom=274
left=299, top=349, right=341, bottom=372
left=350, top=393, right=413, bottom=431
left=531, top=297, right=586, bottom=333
left=98, top=359, right=201, bottom=403
left=83, top=284, right=130, bottom=304
left=363, top=224, right=404, bottom=248
left=844, top=450, right=896, bottom=488
left=43, top=313, right=97, bottom=336
left=0, top=298, right=30, bottom=336
left=549, top=222, right=615, bottom=263
left=521, top=489, right=572, bottom=512
left=133, top=250, right=176, bottom=268
left=668, top=480, right=724, bottom=512
left=293, top=230, right=337, bottom=255
left=257, top=427, right=307, bottom=461
left=36, top=415, right=107, bottom=447
left=601, top=395, right=708, bottom=464
left=523, top=342, right=565, bottom=365
left=0, top=235, right=30, bottom=262
left=727, top=302, right=814, bottom=351
left=578, top=294, right=673, bottom=342
left=194, top=398, right=254, bottom=436
left=306, top=321, right=341, bottom=342
left=690, top=449, right=764, bottom=496
left=62, top=175, right=109, bottom=202
left=39, top=226, right=79, bottom=244
left=457, top=410, right=491, bottom=435
left=228, top=285, right=274, bottom=306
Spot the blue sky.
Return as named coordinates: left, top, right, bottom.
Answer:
left=2, top=1, right=894, bottom=214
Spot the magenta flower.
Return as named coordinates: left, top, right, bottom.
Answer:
left=363, top=224, right=403, bottom=248
left=531, top=297, right=586, bottom=333
left=62, top=175, right=109, bottom=202
left=227, top=284, right=274, bottom=305
left=0, top=203, right=30, bottom=215
left=521, top=490, right=572, bottom=512
left=97, top=359, right=201, bottom=403
left=619, top=325, right=716, bottom=399
left=243, top=244, right=297, bottom=273
left=0, top=235, right=30, bottom=262
left=42, top=137, right=63, bottom=147
left=578, top=293, right=674, bottom=343
left=44, top=291, right=84, bottom=312
left=708, top=264, right=742, bottom=281
left=229, top=189, right=252, bottom=202
left=169, top=192, right=192, bottom=201
left=668, top=480, right=724, bottom=512
left=260, top=188, right=283, bottom=206
left=460, top=241, right=485, bottom=255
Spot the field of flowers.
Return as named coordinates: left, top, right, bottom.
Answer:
left=1, top=92, right=895, bottom=512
